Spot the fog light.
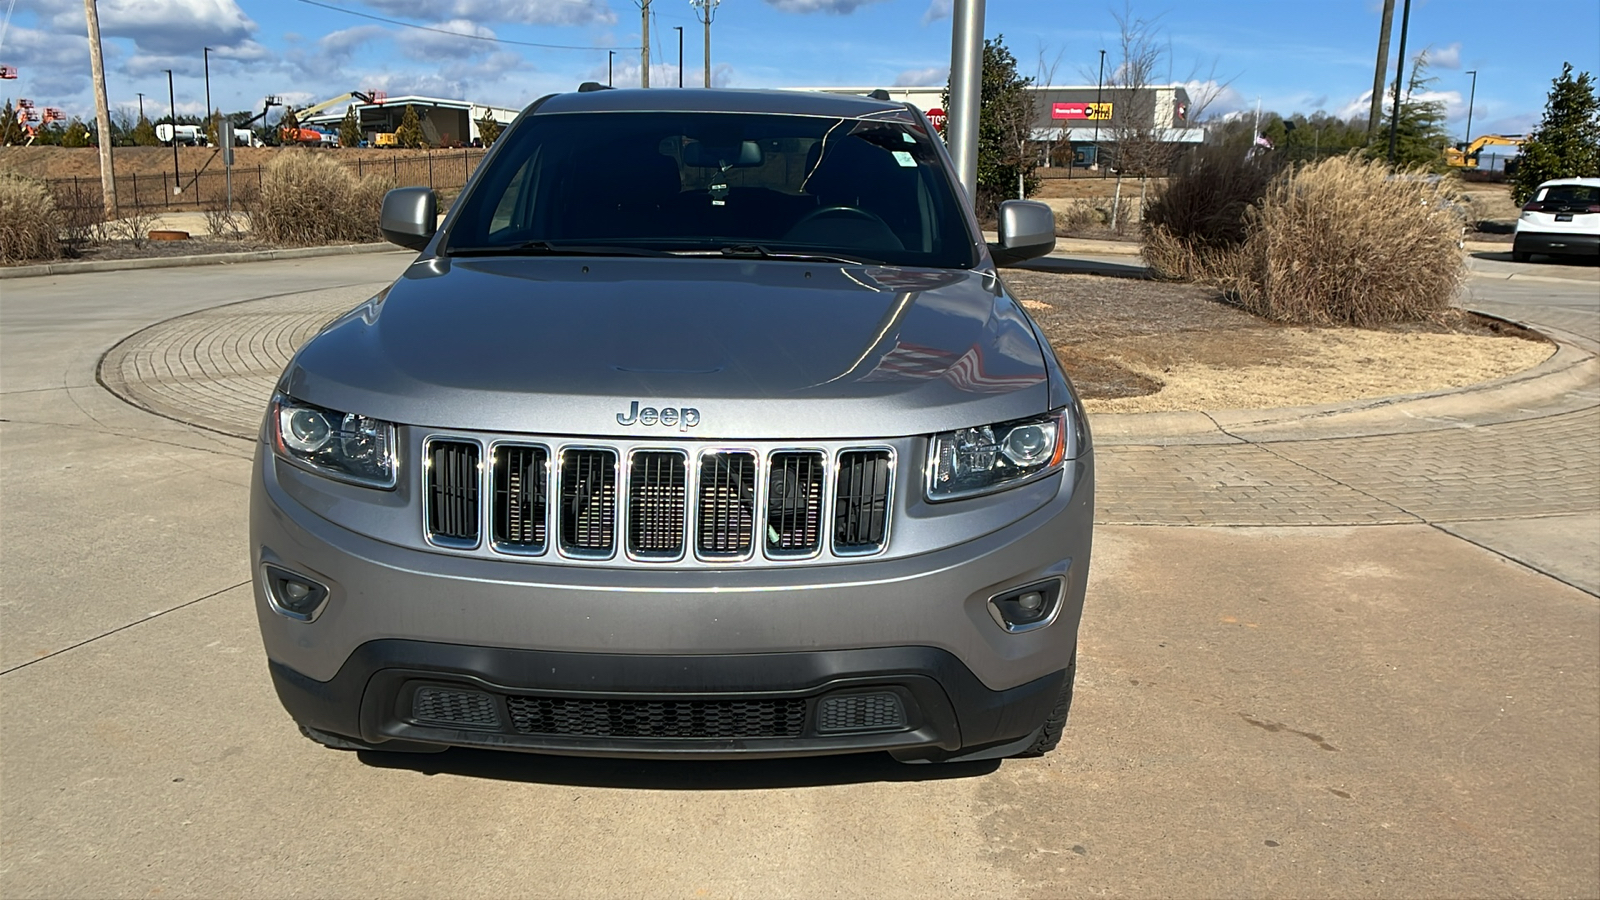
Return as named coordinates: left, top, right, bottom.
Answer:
left=987, top=578, right=1063, bottom=633
left=263, top=564, right=331, bottom=622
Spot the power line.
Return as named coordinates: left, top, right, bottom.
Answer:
left=292, top=0, right=636, bottom=52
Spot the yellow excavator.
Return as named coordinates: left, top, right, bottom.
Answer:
left=1446, top=134, right=1524, bottom=168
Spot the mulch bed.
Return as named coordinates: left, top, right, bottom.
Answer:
left=1004, top=269, right=1546, bottom=400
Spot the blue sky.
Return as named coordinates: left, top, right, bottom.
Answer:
left=5, top=0, right=1597, bottom=137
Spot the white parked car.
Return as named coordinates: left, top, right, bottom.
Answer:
left=1513, top=177, right=1600, bottom=262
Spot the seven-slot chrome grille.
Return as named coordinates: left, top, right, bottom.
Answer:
left=423, top=437, right=893, bottom=564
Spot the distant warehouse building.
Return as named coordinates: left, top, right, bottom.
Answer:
left=794, top=83, right=1203, bottom=168
left=302, top=95, right=519, bottom=147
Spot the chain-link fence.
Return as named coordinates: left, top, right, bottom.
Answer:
left=46, top=148, right=490, bottom=219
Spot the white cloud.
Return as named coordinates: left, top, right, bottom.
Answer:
left=1420, top=42, right=1462, bottom=71
left=894, top=65, right=947, bottom=87
left=921, top=0, right=951, bottom=24
left=1177, top=79, right=1245, bottom=120
left=764, top=0, right=890, bottom=14
left=361, top=0, right=615, bottom=27
left=49, top=0, right=258, bottom=56
left=396, top=19, right=498, bottom=59
left=319, top=26, right=391, bottom=58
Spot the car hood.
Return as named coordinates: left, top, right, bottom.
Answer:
left=282, top=256, right=1049, bottom=440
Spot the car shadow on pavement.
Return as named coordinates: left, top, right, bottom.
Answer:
left=1019, top=256, right=1151, bottom=279
left=355, top=746, right=1000, bottom=789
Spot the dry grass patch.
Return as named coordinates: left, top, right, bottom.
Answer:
left=0, top=172, right=62, bottom=263
left=253, top=151, right=391, bottom=246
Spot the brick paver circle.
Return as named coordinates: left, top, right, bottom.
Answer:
left=100, top=287, right=1600, bottom=527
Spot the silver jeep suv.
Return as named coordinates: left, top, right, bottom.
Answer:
left=251, top=86, right=1094, bottom=763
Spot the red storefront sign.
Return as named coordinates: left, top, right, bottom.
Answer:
left=1051, top=102, right=1112, bottom=121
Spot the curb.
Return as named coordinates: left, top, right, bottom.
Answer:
left=0, top=243, right=406, bottom=280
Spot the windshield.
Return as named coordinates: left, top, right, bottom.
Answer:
left=446, top=110, right=978, bottom=267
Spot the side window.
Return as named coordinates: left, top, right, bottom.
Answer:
left=488, top=149, right=541, bottom=237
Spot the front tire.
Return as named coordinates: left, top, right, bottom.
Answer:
left=1014, top=653, right=1077, bottom=758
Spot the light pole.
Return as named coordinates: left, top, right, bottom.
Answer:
left=1093, top=49, right=1105, bottom=169
left=137, top=92, right=145, bottom=120
left=165, top=68, right=180, bottom=193
left=1463, top=69, right=1478, bottom=151
left=947, top=0, right=984, bottom=199
left=691, top=0, right=720, bottom=88
left=1386, top=0, right=1412, bottom=165
left=203, top=46, right=213, bottom=145
left=608, top=50, right=615, bottom=87
left=674, top=26, right=683, bottom=87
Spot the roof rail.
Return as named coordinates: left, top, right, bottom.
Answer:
left=578, top=82, right=614, bottom=93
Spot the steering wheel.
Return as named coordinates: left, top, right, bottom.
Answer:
left=790, top=205, right=889, bottom=229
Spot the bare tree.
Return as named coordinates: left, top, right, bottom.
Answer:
left=1033, top=43, right=1067, bottom=169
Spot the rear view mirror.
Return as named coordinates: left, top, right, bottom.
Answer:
left=681, top=140, right=764, bottom=168
left=988, top=200, right=1056, bottom=267
left=380, top=187, right=438, bottom=251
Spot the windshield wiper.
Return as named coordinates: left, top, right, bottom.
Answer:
left=686, top=244, right=879, bottom=265
left=448, top=240, right=672, bottom=258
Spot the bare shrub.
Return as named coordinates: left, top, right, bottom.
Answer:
left=203, top=206, right=250, bottom=240
left=254, top=152, right=391, bottom=246
left=1144, top=149, right=1280, bottom=258
left=109, top=207, right=164, bottom=248
left=0, top=172, right=64, bottom=264
left=1053, top=200, right=1103, bottom=236
left=1235, top=156, right=1465, bottom=325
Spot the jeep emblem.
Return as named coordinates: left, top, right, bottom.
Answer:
left=617, top=401, right=700, bottom=431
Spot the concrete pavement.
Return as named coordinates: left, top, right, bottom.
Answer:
left=1, top=252, right=1596, bottom=897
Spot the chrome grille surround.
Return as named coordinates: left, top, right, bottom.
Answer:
left=419, top=431, right=895, bottom=567
left=423, top=437, right=483, bottom=550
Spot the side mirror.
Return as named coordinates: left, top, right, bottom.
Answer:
left=988, top=199, right=1056, bottom=267
left=380, top=187, right=438, bottom=251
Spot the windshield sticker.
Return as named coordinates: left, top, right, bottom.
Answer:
left=892, top=150, right=916, bottom=168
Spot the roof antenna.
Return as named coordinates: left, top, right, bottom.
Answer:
left=578, top=81, right=614, bottom=92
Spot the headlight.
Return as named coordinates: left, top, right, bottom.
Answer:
left=269, top=393, right=396, bottom=488
left=927, top=408, right=1079, bottom=501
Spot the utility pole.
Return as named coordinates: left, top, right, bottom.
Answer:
left=638, top=0, right=651, bottom=88
left=691, top=0, right=720, bottom=89
left=203, top=46, right=213, bottom=144
left=1368, top=0, right=1395, bottom=135
left=948, top=0, right=984, bottom=201
left=674, top=26, right=683, bottom=87
left=83, top=0, right=118, bottom=215
left=1463, top=69, right=1478, bottom=150
left=165, top=68, right=180, bottom=193
left=1386, top=0, right=1412, bottom=165
left=1093, top=48, right=1105, bottom=169
left=136, top=92, right=145, bottom=120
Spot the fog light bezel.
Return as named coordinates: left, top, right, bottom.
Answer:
left=986, top=577, right=1065, bottom=634
left=262, top=564, right=331, bottom=623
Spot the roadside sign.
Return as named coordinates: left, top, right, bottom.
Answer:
left=1051, top=102, right=1112, bottom=121
left=926, top=107, right=946, bottom=133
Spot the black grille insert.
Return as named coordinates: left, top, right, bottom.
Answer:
left=412, top=687, right=500, bottom=728
left=493, top=444, right=547, bottom=552
left=627, top=450, right=688, bottom=558
left=816, top=692, right=907, bottom=733
left=505, top=696, right=807, bottom=739
left=834, top=450, right=891, bottom=553
left=767, top=451, right=825, bottom=556
left=427, top=440, right=480, bottom=544
left=698, top=451, right=756, bottom=557
left=560, top=449, right=617, bottom=555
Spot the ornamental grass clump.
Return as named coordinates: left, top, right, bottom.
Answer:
left=1141, top=147, right=1280, bottom=282
left=0, top=172, right=63, bottom=264
left=1234, top=155, right=1465, bottom=325
left=253, top=151, right=391, bottom=246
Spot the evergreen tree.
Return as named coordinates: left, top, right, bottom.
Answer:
left=131, top=115, right=159, bottom=146
left=394, top=104, right=425, bottom=149
left=477, top=110, right=501, bottom=147
left=277, top=106, right=300, bottom=144
left=339, top=105, right=362, bottom=148
left=1, top=100, right=24, bottom=145
left=1366, top=55, right=1451, bottom=170
left=61, top=117, right=91, bottom=148
left=205, top=108, right=223, bottom=147
left=1513, top=62, right=1600, bottom=204
left=943, top=36, right=1037, bottom=213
